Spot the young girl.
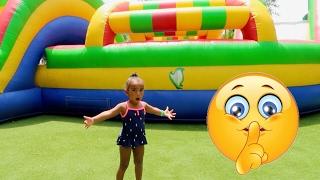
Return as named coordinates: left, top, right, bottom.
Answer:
left=83, top=73, right=176, bottom=180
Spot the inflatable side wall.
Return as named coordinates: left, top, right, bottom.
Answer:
left=0, top=0, right=319, bottom=122
left=0, top=0, right=104, bottom=121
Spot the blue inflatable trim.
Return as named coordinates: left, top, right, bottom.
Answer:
left=0, top=88, right=42, bottom=122
left=41, top=84, right=320, bottom=121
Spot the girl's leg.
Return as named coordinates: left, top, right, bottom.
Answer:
left=133, top=145, right=144, bottom=180
left=116, top=146, right=131, bottom=180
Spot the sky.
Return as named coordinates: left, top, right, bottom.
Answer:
left=272, top=0, right=308, bottom=22
left=273, top=0, right=309, bottom=40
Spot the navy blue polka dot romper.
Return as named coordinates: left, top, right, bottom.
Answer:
left=117, top=102, right=147, bottom=149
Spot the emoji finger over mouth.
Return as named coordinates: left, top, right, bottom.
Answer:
left=207, top=73, right=299, bottom=174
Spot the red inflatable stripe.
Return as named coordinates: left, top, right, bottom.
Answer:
left=152, top=9, right=176, bottom=32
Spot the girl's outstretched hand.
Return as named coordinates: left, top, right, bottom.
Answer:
left=83, top=116, right=94, bottom=128
left=164, top=106, right=176, bottom=120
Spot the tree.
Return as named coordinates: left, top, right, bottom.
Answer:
left=303, top=14, right=308, bottom=21
left=259, top=0, right=279, bottom=16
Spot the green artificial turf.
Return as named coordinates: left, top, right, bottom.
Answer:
left=0, top=114, right=320, bottom=179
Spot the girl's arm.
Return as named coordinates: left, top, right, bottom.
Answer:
left=144, top=102, right=176, bottom=120
left=84, top=103, right=125, bottom=128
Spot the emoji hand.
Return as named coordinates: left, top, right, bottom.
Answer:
left=236, top=121, right=268, bottom=174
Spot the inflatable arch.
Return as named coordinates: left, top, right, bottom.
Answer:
left=0, top=0, right=320, bottom=122
left=0, top=0, right=104, bottom=121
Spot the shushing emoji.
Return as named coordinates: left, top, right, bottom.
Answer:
left=207, top=73, right=299, bottom=174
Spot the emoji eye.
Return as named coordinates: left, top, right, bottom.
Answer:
left=225, top=95, right=249, bottom=120
left=258, top=94, right=282, bottom=118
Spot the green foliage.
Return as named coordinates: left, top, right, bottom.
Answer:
left=303, top=13, right=308, bottom=21
left=222, top=30, right=235, bottom=39
left=259, top=0, right=279, bottom=15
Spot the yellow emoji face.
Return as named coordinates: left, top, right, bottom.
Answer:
left=207, top=73, right=299, bottom=174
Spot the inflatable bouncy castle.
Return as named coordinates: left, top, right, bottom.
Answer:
left=0, top=0, right=319, bottom=122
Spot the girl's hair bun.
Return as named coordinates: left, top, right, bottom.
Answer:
left=125, top=73, right=143, bottom=90
left=130, top=73, right=138, bottom=77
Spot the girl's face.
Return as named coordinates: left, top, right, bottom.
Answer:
left=126, top=79, right=144, bottom=105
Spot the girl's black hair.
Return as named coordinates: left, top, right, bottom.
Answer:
left=130, top=73, right=139, bottom=77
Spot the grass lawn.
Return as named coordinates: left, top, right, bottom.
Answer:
left=0, top=113, right=320, bottom=179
